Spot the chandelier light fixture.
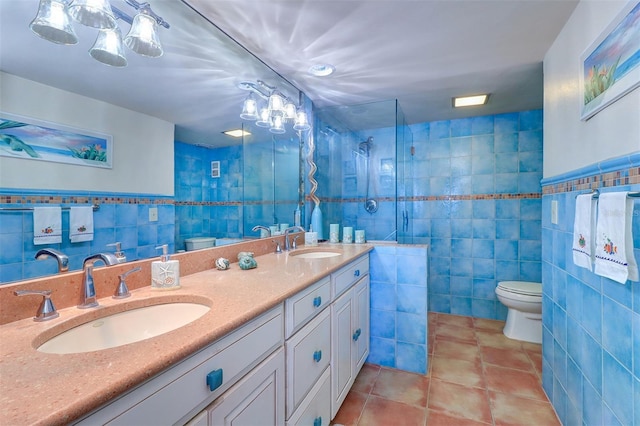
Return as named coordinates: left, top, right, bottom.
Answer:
left=29, top=0, right=170, bottom=68
left=239, top=80, right=311, bottom=134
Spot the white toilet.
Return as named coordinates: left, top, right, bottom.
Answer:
left=495, top=281, right=542, bottom=344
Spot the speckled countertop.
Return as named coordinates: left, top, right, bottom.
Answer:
left=0, top=243, right=372, bottom=426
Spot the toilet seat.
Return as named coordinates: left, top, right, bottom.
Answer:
left=497, top=281, right=541, bottom=297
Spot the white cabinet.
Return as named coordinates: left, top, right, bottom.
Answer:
left=331, top=274, right=369, bottom=418
left=205, top=348, right=285, bottom=425
left=76, top=306, right=283, bottom=426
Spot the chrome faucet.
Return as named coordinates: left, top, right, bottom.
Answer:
left=35, top=248, right=69, bottom=273
left=283, top=226, right=305, bottom=251
left=252, top=225, right=271, bottom=237
left=78, top=253, right=119, bottom=309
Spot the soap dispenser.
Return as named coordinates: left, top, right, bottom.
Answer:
left=106, top=242, right=127, bottom=263
left=151, top=244, right=180, bottom=290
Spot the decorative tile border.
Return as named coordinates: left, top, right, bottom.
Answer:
left=312, top=193, right=541, bottom=203
left=0, top=193, right=173, bottom=206
left=541, top=155, right=640, bottom=195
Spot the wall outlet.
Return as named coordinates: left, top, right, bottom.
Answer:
left=149, top=207, right=158, bottom=222
left=551, top=200, right=558, bottom=225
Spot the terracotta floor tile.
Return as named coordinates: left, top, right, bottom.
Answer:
left=435, top=323, right=478, bottom=344
left=480, top=346, right=533, bottom=372
left=332, top=390, right=368, bottom=426
left=489, top=391, right=560, bottom=426
left=433, top=339, right=481, bottom=364
left=428, top=379, right=493, bottom=424
left=437, top=313, right=475, bottom=328
left=431, top=356, right=486, bottom=388
left=473, top=317, right=506, bottom=333
left=476, top=330, right=524, bottom=350
left=426, top=409, right=492, bottom=426
left=526, top=351, right=543, bottom=379
left=484, top=365, right=548, bottom=401
left=358, top=395, right=426, bottom=426
left=371, top=368, right=430, bottom=407
left=351, top=363, right=380, bottom=394
left=520, top=341, right=542, bottom=353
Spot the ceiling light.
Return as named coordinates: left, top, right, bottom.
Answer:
left=453, top=94, right=489, bottom=108
left=223, top=129, right=251, bottom=138
left=308, top=64, right=335, bottom=77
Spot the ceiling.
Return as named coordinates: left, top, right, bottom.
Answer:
left=0, top=0, right=579, bottom=147
left=189, top=0, right=580, bottom=124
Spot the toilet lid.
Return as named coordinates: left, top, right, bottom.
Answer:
left=497, top=281, right=542, bottom=296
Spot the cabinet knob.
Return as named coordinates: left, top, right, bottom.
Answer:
left=313, top=350, right=322, bottom=363
left=206, top=368, right=223, bottom=392
left=313, top=296, right=322, bottom=308
left=313, top=416, right=322, bottom=426
left=352, top=328, right=362, bottom=341
left=354, top=269, right=360, bottom=277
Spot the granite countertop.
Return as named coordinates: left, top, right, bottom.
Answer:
left=0, top=244, right=373, bottom=426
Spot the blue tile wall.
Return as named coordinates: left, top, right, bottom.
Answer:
left=406, top=110, right=543, bottom=320
left=368, top=244, right=428, bottom=374
left=174, top=141, right=243, bottom=250
left=540, top=153, right=640, bottom=426
left=0, top=189, right=174, bottom=283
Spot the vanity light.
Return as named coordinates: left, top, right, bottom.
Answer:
left=30, top=0, right=78, bottom=45
left=223, top=129, right=251, bottom=138
left=124, top=9, right=163, bottom=58
left=453, top=94, right=489, bottom=108
left=89, top=26, right=127, bottom=67
left=67, top=0, right=116, bottom=29
left=239, top=80, right=311, bottom=134
left=29, top=0, right=169, bottom=66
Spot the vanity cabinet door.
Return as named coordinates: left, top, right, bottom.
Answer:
left=207, top=348, right=285, bottom=426
left=286, top=367, right=331, bottom=426
left=331, top=287, right=355, bottom=418
left=353, top=275, right=370, bottom=372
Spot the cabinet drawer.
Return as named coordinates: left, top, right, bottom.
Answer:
left=285, top=276, right=331, bottom=338
left=332, top=255, right=369, bottom=298
left=102, top=306, right=283, bottom=426
left=285, top=308, right=331, bottom=418
left=286, top=367, right=331, bottom=426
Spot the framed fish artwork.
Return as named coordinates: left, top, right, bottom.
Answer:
left=0, top=112, right=112, bottom=169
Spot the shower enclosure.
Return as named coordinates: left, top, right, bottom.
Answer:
left=313, top=100, right=415, bottom=242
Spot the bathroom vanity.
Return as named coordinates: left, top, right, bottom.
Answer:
left=0, top=243, right=371, bottom=426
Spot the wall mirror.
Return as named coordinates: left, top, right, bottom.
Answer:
left=0, top=0, right=307, bottom=282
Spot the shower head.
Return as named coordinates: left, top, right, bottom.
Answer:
left=358, top=136, right=373, bottom=156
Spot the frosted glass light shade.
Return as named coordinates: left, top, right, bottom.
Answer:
left=293, top=111, right=311, bottom=131
left=267, top=93, right=284, bottom=113
left=256, top=108, right=271, bottom=128
left=30, top=0, right=78, bottom=45
left=68, top=0, right=116, bottom=29
left=240, top=93, right=259, bottom=120
left=90, top=27, right=127, bottom=67
left=269, top=115, right=286, bottom=134
left=124, top=12, right=163, bottom=58
left=283, top=102, right=297, bottom=120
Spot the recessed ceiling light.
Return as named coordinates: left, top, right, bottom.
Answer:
left=453, top=94, right=489, bottom=108
left=223, top=129, right=251, bottom=138
left=308, top=64, right=335, bottom=77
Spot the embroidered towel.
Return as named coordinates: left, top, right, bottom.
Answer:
left=69, top=206, right=94, bottom=243
left=572, top=193, right=596, bottom=271
left=594, top=192, right=639, bottom=284
left=33, top=207, right=62, bottom=245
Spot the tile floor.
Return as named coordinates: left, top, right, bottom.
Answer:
left=332, top=312, right=560, bottom=426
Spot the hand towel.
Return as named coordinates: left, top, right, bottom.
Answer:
left=33, top=207, right=62, bottom=245
left=594, top=192, right=639, bottom=284
left=69, top=206, right=94, bottom=243
left=572, top=193, right=596, bottom=271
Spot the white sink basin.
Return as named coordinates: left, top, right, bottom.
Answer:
left=289, top=249, right=343, bottom=259
left=37, top=303, right=210, bottom=354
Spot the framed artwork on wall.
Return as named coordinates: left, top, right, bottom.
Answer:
left=0, top=112, right=113, bottom=169
left=580, top=0, right=640, bottom=121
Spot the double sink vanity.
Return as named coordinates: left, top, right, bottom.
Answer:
left=0, top=239, right=372, bottom=426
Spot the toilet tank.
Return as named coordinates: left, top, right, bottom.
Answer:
left=184, top=237, right=216, bottom=251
